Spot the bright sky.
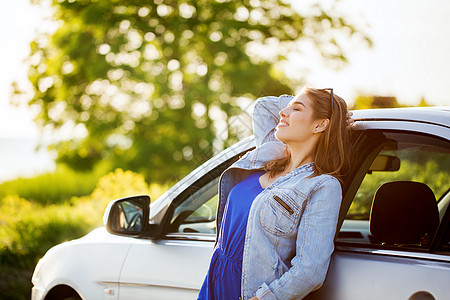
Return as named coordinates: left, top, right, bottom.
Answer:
left=0, top=0, right=449, bottom=180
left=291, top=0, right=450, bottom=106
left=0, top=0, right=51, bottom=139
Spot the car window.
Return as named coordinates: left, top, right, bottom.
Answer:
left=164, top=145, right=253, bottom=239
left=338, top=132, right=450, bottom=250
left=169, top=178, right=219, bottom=235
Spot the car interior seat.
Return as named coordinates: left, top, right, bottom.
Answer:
left=369, top=181, right=439, bottom=246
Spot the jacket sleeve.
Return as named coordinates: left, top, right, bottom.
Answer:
left=252, top=95, right=293, bottom=147
left=255, top=177, right=342, bottom=300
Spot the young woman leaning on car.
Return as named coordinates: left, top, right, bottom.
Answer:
left=197, top=87, right=353, bottom=300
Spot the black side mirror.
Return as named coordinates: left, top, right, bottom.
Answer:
left=103, top=195, right=150, bottom=236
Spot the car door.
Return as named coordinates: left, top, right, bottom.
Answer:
left=307, top=128, right=450, bottom=300
left=117, top=151, right=246, bottom=299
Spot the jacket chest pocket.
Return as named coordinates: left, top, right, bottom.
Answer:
left=259, top=191, right=304, bottom=237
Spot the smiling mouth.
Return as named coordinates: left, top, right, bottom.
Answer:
left=278, top=120, right=289, bottom=127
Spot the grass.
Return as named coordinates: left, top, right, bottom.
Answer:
left=0, top=162, right=111, bottom=205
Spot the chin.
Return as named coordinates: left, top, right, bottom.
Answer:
left=274, top=131, right=286, bottom=143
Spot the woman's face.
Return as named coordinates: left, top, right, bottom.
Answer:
left=275, top=93, right=318, bottom=145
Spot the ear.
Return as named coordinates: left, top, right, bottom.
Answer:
left=313, top=118, right=330, bottom=134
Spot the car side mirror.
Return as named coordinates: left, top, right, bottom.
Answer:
left=103, top=195, right=150, bottom=237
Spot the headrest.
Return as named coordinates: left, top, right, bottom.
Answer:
left=370, top=181, right=439, bottom=245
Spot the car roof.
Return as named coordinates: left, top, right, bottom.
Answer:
left=351, top=106, right=450, bottom=128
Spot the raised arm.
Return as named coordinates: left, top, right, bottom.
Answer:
left=252, top=95, right=293, bottom=147
left=255, top=177, right=342, bottom=300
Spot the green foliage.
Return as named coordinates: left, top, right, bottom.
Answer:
left=16, top=0, right=369, bottom=183
left=418, top=97, right=431, bottom=107
left=0, top=166, right=171, bottom=298
left=0, top=265, right=32, bottom=300
left=352, top=95, right=401, bottom=109
left=0, top=195, right=93, bottom=268
left=351, top=94, right=433, bottom=109
left=83, top=168, right=157, bottom=216
left=0, top=168, right=168, bottom=272
left=348, top=152, right=449, bottom=219
left=0, top=163, right=110, bottom=205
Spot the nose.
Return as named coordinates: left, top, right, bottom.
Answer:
left=279, top=107, right=289, bottom=118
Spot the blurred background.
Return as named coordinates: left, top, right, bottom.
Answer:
left=1, top=0, right=449, bottom=298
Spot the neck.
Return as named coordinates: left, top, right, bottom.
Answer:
left=284, top=139, right=317, bottom=173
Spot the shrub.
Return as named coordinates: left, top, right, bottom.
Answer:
left=88, top=168, right=150, bottom=210
left=0, top=195, right=94, bottom=268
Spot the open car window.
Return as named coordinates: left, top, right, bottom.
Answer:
left=338, top=131, right=450, bottom=251
left=168, top=177, right=219, bottom=235
left=164, top=146, right=251, bottom=238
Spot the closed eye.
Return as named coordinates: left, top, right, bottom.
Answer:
left=289, top=101, right=306, bottom=111
left=291, top=104, right=302, bottom=111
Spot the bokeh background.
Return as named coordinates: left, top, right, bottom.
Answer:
left=1, top=0, right=449, bottom=298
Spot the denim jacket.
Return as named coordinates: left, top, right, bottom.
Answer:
left=215, top=95, right=342, bottom=300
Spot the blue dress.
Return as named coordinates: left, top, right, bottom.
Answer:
left=198, top=171, right=265, bottom=300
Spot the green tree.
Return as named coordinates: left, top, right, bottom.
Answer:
left=418, top=97, right=431, bottom=107
left=352, top=95, right=400, bottom=109
left=16, top=0, right=369, bottom=182
left=352, top=94, right=433, bottom=110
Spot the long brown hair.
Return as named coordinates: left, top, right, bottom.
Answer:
left=263, top=87, right=351, bottom=181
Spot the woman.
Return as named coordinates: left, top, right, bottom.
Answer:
left=198, top=88, right=352, bottom=300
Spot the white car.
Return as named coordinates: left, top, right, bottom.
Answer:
left=32, top=107, right=450, bottom=300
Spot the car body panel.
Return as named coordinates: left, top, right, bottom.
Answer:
left=118, top=239, right=213, bottom=300
left=306, top=248, right=450, bottom=300
left=32, top=228, right=135, bottom=300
